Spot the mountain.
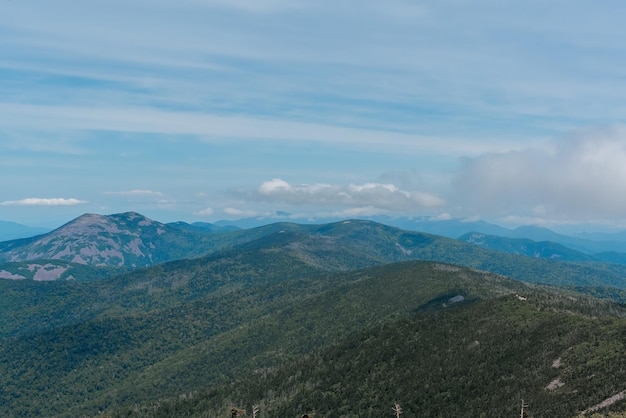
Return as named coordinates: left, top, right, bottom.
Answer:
left=119, top=290, right=626, bottom=418
left=11, top=219, right=626, bottom=341
left=213, top=215, right=514, bottom=238
left=0, top=212, right=221, bottom=271
left=460, top=230, right=626, bottom=265
left=5, top=215, right=626, bottom=290
left=509, top=225, right=626, bottom=254
left=216, top=214, right=626, bottom=255
left=4, top=219, right=626, bottom=416
left=575, top=230, right=626, bottom=243
left=8, top=211, right=626, bottom=280
left=188, top=221, right=240, bottom=232
left=213, top=214, right=585, bottom=242
left=0, top=254, right=607, bottom=418
left=371, top=215, right=515, bottom=238
left=0, top=220, right=50, bottom=242
left=176, top=219, right=626, bottom=289
left=459, top=232, right=597, bottom=262
left=381, top=220, right=626, bottom=255
left=3, top=256, right=625, bottom=417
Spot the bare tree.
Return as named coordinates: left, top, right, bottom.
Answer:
left=393, top=402, right=403, bottom=418
left=252, top=405, right=259, bottom=418
left=520, top=399, right=529, bottom=418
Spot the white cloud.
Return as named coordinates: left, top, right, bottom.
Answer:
left=1, top=198, right=87, bottom=206
left=429, top=213, right=453, bottom=221
left=194, top=207, right=215, bottom=216
left=258, top=178, right=292, bottom=194
left=451, top=125, right=626, bottom=223
left=105, top=189, right=164, bottom=197
left=255, top=178, right=444, bottom=212
left=223, top=207, right=260, bottom=217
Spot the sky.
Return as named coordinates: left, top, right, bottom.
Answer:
left=2, top=0, right=626, bottom=231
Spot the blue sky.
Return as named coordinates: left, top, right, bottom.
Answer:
left=3, top=0, right=626, bottom=230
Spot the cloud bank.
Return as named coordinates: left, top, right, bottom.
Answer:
left=452, top=126, right=626, bottom=224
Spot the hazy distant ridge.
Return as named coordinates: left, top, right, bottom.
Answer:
left=0, top=220, right=50, bottom=242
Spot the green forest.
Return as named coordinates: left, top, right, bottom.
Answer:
left=2, top=219, right=626, bottom=417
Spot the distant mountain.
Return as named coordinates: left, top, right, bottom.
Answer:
left=213, top=215, right=314, bottom=229
left=459, top=228, right=626, bottom=263
left=575, top=230, right=626, bottom=242
left=370, top=215, right=514, bottom=238
left=188, top=221, right=240, bottom=233
left=236, top=220, right=626, bottom=289
left=190, top=219, right=626, bottom=289
left=213, top=215, right=513, bottom=238
left=215, top=215, right=626, bottom=255
left=5, top=214, right=626, bottom=290
left=458, top=232, right=597, bottom=262
left=364, top=219, right=626, bottom=254
left=0, top=212, right=219, bottom=270
left=0, top=220, right=50, bottom=242
left=507, top=225, right=626, bottom=254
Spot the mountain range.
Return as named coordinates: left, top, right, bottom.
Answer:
left=213, top=214, right=626, bottom=252
left=4, top=213, right=626, bottom=290
left=3, top=212, right=626, bottom=416
left=0, top=220, right=50, bottom=242
left=6, top=213, right=626, bottom=263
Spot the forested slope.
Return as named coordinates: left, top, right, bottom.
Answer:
left=112, top=291, right=626, bottom=418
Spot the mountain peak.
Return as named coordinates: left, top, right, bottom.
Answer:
left=52, top=212, right=160, bottom=238
left=0, top=212, right=173, bottom=268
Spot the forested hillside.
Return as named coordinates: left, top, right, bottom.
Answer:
left=114, top=292, right=626, bottom=417
left=0, top=258, right=543, bottom=417
left=3, top=218, right=626, bottom=417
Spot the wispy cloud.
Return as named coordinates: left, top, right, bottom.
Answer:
left=3, top=0, right=626, bottom=228
left=0, top=103, right=529, bottom=156
left=4, top=0, right=625, bottom=142
left=105, top=189, right=165, bottom=197
left=1, top=198, right=87, bottom=206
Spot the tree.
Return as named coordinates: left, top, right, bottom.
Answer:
left=231, top=407, right=246, bottom=417
left=393, top=402, right=403, bottom=417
